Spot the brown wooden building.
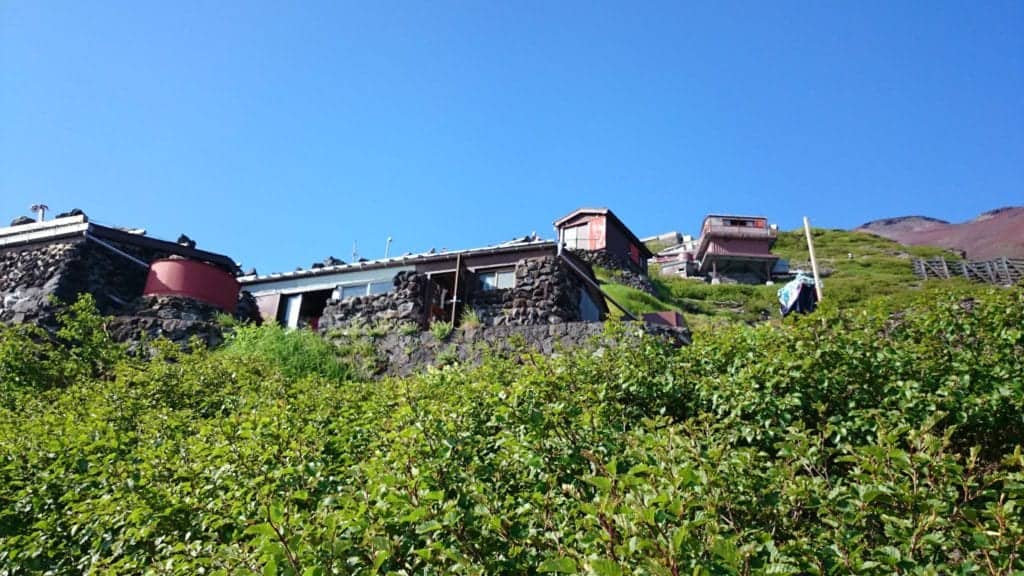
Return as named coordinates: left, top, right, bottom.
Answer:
left=695, top=214, right=778, bottom=283
left=553, top=208, right=653, bottom=274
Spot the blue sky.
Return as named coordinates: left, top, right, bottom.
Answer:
left=2, top=2, right=1021, bottom=272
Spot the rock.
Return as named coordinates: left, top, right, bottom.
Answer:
left=54, top=209, right=85, bottom=219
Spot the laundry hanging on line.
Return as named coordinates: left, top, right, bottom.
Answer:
left=778, top=272, right=819, bottom=317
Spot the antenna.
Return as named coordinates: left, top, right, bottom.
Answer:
left=30, top=204, right=49, bottom=222
left=352, top=240, right=358, bottom=262
left=385, top=236, right=393, bottom=259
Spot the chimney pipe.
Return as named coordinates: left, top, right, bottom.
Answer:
left=30, top=204, right=49, bottom=222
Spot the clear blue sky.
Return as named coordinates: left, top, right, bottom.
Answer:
left=2, top=2, right=1021, bottom=272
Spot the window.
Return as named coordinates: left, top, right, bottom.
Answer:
left=563, top=223, right=590, bottom=250
left=479, top=269, right=515, bottom=291
left=336, top=279, right=394, bottom=300
left=579, top=290, right=601, bottom=321
left=340, top=284, right=368, bottom=300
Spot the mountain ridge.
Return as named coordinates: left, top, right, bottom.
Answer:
left=854, top=206, right=1024, bottom=259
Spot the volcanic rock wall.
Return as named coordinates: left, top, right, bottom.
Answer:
left=329, top=320, right=690, bottom=378
left=0, top=240, right=151, bottom=327
left=1, top=238, right=257, bottom=347
left=468, top=256, right=594, bottom=326
left=319, top=272, right=427, bottom=331
left=319, top=256, right=599, bottom=331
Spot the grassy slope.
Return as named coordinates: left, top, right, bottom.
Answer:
left=601, top=228, right=980, bottom=329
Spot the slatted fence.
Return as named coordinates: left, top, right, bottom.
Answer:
left=912, top=257, right=1024, bottom=285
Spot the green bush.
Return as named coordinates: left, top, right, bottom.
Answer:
left=218, top=322, right=354, bottom=381
left=0, top=286, right=1021, bottom=574
left=430, top=320, right=453, bottom=340
left=0, top=294, right=124, bottom=407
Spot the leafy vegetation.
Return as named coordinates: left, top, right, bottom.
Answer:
left=220, top=322, right=355, bottom=381
left=430, top=320, right=454, bottom=340
left=631, top=228, right=983, bottom=328
left=460, top=308, right=482, bottom=329
left=1, top=285, right=1022, bottom=574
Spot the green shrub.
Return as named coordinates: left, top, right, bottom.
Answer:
left=217, top=323, right=353, bottom=381
left=398, top=321, right=420, bottom=335
left=0, top=294, right=124, bottom=407
left=459, top=307, right=481, bottom=329
left=0, top=286, right=1021, bottom=574
left=429, top=320, right=453, bottom=340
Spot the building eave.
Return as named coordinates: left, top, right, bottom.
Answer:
left=239, top=240, right=558, bottom=286
left=0, top=215, right=239, bottom=273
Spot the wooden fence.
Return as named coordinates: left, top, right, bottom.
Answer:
left=912, top=257, right=1024, bottom=285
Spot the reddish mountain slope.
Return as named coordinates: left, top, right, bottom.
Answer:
left=855, top=206, right=1024, bottom=259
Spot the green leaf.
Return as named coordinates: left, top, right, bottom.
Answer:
left=269, top=503, right=284, bottom=526
left=415, top=520, right=443, bottom=534
left=538, top=557, right=578, bottom=573
left=371, top=550, right=390, bottom=574
left=244, top=523, right=277, bottom=539
left=585, top=476, right=612, bottom=492
left=589, top=558, right=622, bottom=576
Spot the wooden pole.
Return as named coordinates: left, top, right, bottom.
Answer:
left=450, top=253, right=462, bottom=326
left=803, top=217, right=824, bottom=301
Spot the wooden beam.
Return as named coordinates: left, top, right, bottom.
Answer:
left=450, top=253, right=462, bottom=326
left=803, top=217, right=824, bottom=301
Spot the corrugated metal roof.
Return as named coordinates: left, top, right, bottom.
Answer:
left=239, top=238, right=555, bottom=284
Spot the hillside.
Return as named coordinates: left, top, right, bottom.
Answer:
left=1, top=287, right=1021, bottom=574
left=856, top=206, right=1024, bottom=259
left=610, top=227, right=972, bottom=329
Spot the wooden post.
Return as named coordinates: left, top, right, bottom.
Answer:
left=803, top=217, right=824, bottom=301
left=450, top=253, right=462, bottom=326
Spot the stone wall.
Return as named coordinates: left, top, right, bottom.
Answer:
left=106, top=295, right=226, bottom=351
left=319, top=271, right=426, bottom=331
left=329, top=320, right=690, bottom=378
left=0, top=240, right=151, bottom=327
left=569, top=249, right=656, bottom=295
left=1, top=238, right=255, bottom=342
left=467, top=255, right=592, bottom=326
left=320, top=257, right=597, bottom=331
left=0, top=242, right=79, bottom=326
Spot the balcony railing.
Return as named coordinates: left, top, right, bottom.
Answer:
left=700, top=224, right=777, bottom=239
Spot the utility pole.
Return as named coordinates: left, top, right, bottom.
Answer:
left=803, top=216, right=824, bottom=301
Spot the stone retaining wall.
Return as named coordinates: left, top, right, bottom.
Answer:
left=319, top=271, right=426, bottom=331
left=330, top=320, right=690, bottom=378
left=468, top=256, right=590, bottom=326
left=106, top=295, right=226, bottom=351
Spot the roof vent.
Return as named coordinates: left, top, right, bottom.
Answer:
left=30, top=204, right=48, bottom=222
